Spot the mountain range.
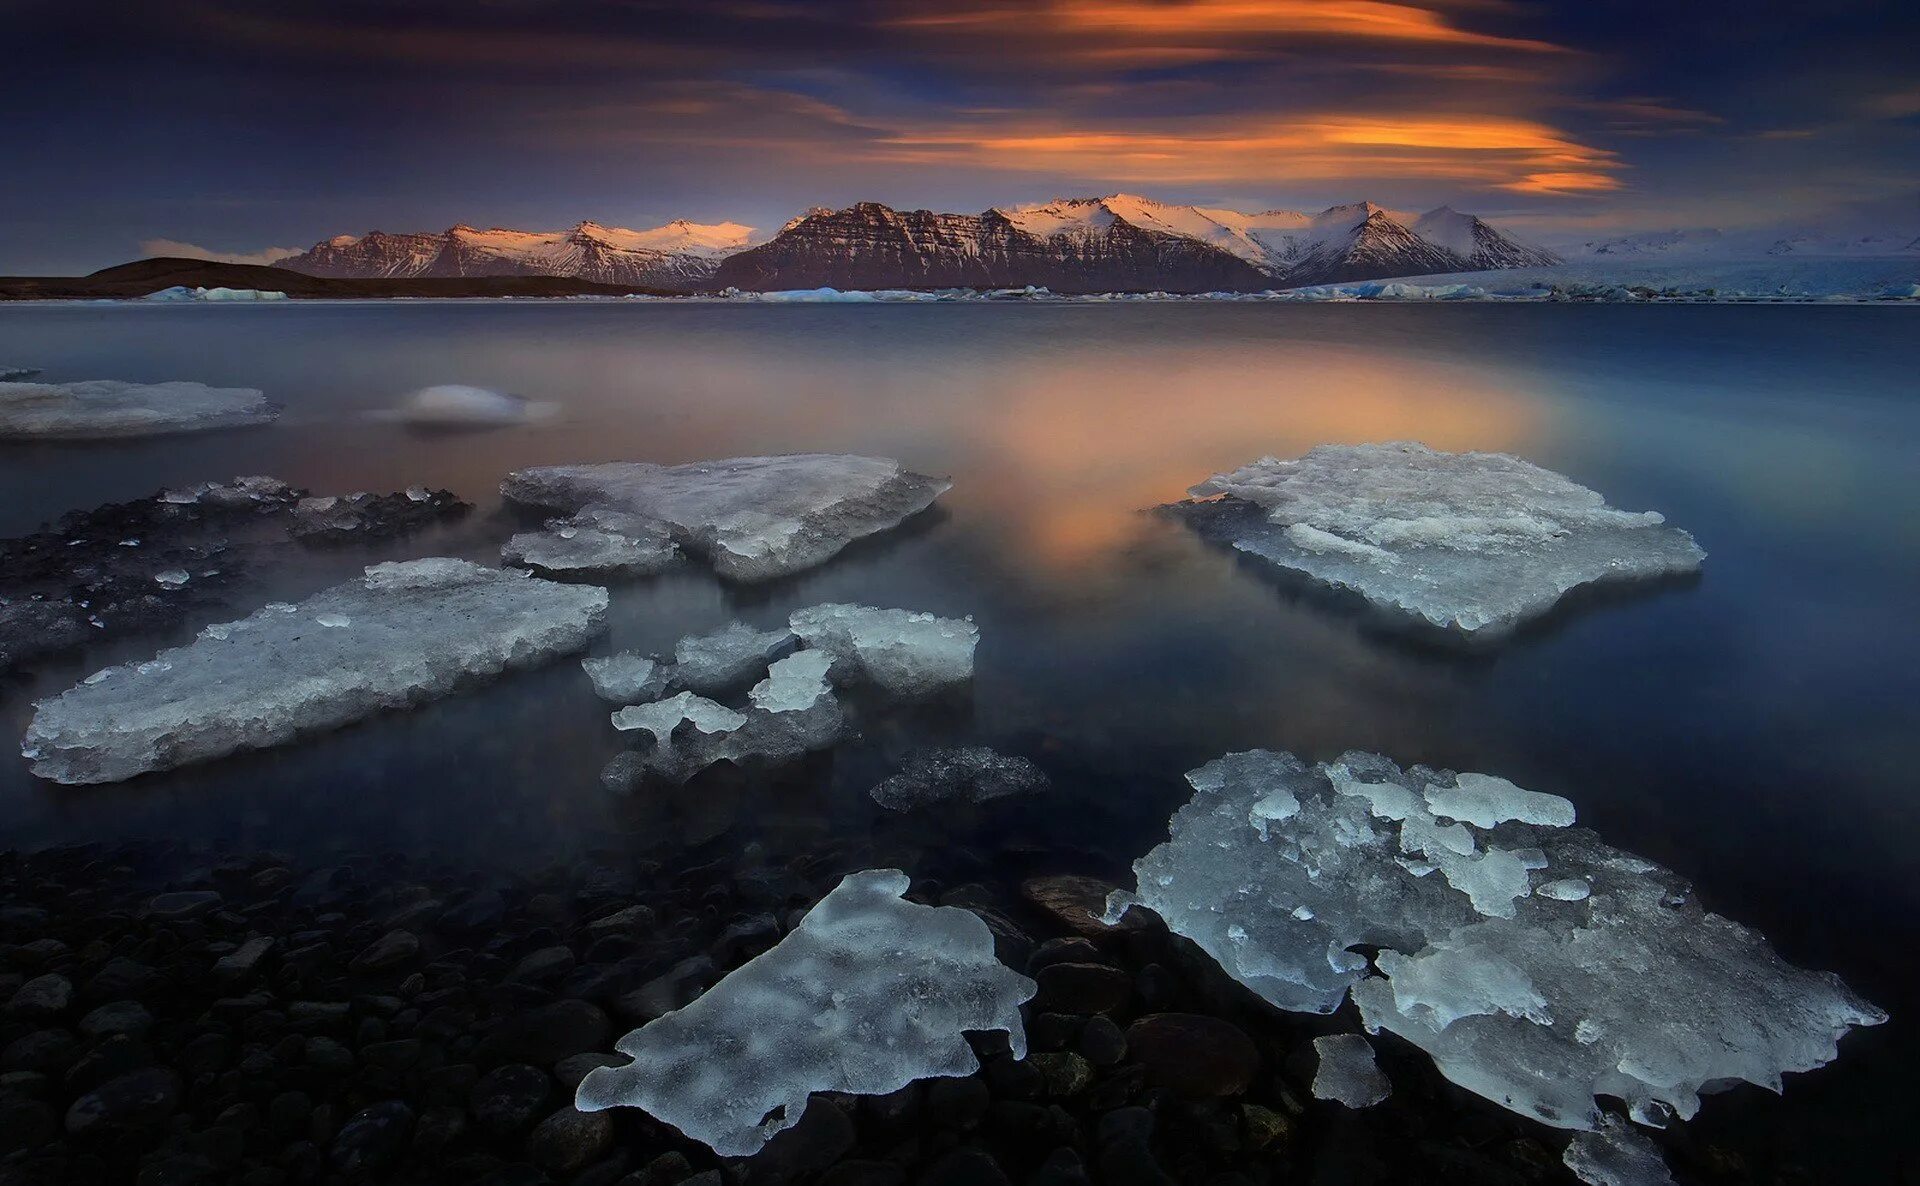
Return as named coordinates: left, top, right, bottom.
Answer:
left=272, top=195, right=1559, bottom=293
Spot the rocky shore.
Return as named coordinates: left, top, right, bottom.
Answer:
left=0, top=840, right=1793, bottom=1186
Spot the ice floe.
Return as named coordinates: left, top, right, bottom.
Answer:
left=612, top=692, right=747, bottom=743
left=1105, top=750, right=1884, bottom=1136
left=0, top=366, right=38, bottom=381
left=575, top=869, right=1036, bottom=1156
left=869, top=747, right=1050, bottom=811
left=1175, top=442, right=1704, bottom=638
left=581, top=653, right=672, bottom=705
left=671, top=621, right=796, bottom=695
left=501, top=454, right=949, bottom=582
left=502, top=506, right=678, bottom=579
left=750, top=650, right=835, bottom=713
left=1311, top=1035, right=1391, bottom=1108
left=22, top=559, right=607, bottom=784
left=789, top=603, right=977, bottom=699
left=373, top=384, right=557, bottom=429
left=0, top=379, right=280, bottom=439
left=144, top=286, right=290, bottom=302
left=601, top=681, right=844, bottom=790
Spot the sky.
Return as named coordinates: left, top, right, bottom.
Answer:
left=3, top=0, right=1917, bottom=272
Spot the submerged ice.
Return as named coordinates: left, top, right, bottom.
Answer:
left=0, top=379, right=280, bottom=439
left=576, top=869, right=1035, bottom=1156
left=22, top=559, right=607, bottom=784
left=1311, top=1035, right=1391, bottom=1108
left=1176, top=442, right=1704, bottom=638
left=1106, top=750, right=1884, bottom=1134
left=870, top=747, right=1049, bottom=811
left=501, top=454, right=949, bottom=582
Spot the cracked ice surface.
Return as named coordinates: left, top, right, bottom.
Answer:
left=501, top=454, right=948, bottom=582
left=789, top=603, right=976, bottom=699
left=1106, top=750, right=1884, bottom=1133
left=22, top=559, right=607, bottom=784
left=869, top=747, right=1049, bottom=811
left=1311, top=1035, right=1391, bottom=1108
left=0, top=379, right=280, bottom=439
left=1176, top=443, right=1704, bottom=638
left=502, top=507, right=677, bottom=580
left=576, top=869, right=1035, bottom=1156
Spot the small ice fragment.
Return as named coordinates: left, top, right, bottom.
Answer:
left=788, top=603, right=977, bottom=699
left=671, top=622, right=795, bottom=695
left=1562, top=1118, right=1676, bottom=1186
left=1539, top=878, right=1592, bottom=902
left=315, top=613, right=350, bottom=628
left=610, top=692, right=747, bottom=744
left=582, top=653, right=671, bottom=705
left=1311, top=1034, right=1391, bottom=1107
left=154, top=569, right=190, bottom=588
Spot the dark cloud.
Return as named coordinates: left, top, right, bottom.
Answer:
left=2, top=0, right=1915, bottom=271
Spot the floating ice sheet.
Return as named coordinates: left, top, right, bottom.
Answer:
left=1174, top=443, right=1704, bottom=638
left=1311, top=1035, right=1391, bottom=1108
left=0, top=379, right=280, bottom=439
left=1107, top=750, right=1884, bottom=1133
left=602, top=679, right=844, bottom=789
left=22, top=559, right=607, bottom=784
left=502, top=454, right=948, bottom=582
left=576, top=869, right=1035, bottom=1156
left=788, top=603, right=976, bottom=699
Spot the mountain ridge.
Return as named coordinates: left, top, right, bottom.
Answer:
left=269, top=197, right=1564, bottom=292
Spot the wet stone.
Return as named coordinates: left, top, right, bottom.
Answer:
left=1124, top=1014, right=1260, bottom=1097
left=472, top=1064, right=552, bottom=1134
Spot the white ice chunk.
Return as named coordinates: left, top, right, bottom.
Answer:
left=502, top=506, right=677, bottom=579
left=576, top=869, right=1035, bottom=1156
left=1562, top=1119, right=1676, bottom=1186
left=1311, top=1035, right=1391, bottom=1108
left=869, top=747, right=1049, bottom=811
left=672, top=622, right=795, bottom=696
left=1110, top=749, right=1886, bottom=1131
left=0, top=379, right=279, bottom=440
left=22, top=559, right=607, bottom=784
left=0, top=366, right=39, bottom=382
left=610, top=692, right=746, bottom=744
left=153, top=569, right=191, bottom=588
left=1425, top=772, right=1576, bottom=828
left=750, top=650, right=835, bottom=713
left=372, top=384, right=557, bottom=428
left=581, top=653, right=671, bottom=705
left=788, top=603, right=977, bottom=699
left=1179, top=443, right=1704, bottom=638
left=501, top=454, right=949, bottom=582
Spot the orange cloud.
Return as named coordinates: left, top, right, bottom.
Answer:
left=870, top=111, right=1619, bottom=192
left=890, top=0, right=1565, bottom=55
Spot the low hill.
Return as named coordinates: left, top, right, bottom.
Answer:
left=0, top=258, right=669, bottom=300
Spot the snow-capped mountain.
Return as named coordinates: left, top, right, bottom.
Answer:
left=1411, top=207, right=1562, bottom=270
left=275, top=220, right=754, bottom=289
left=708, top=201, right=1274, bottom=293
left=712, top=195, right=1554, bottom=291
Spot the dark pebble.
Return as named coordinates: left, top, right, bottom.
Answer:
left=329, top=1100, right=414, bottom=1174
left=1033, top=963, right=1130, bottom=1015
left=1125, top=1014, right=1260, bottom=1097
left=527, top=1106, right=615, bottom=1176
left=471, top=1063, right=552, bottom=1134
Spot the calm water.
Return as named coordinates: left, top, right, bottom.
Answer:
left=2, top=301, right=1916, bottom=1174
